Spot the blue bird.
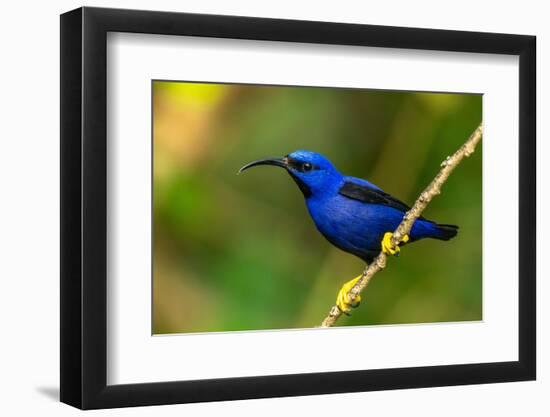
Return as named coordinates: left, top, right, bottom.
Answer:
left=239, top=150, right=458, bottom=314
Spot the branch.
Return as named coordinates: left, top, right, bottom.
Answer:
left=320, top=123, right=483, bottom=328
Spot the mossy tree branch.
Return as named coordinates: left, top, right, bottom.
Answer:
left=320, top=123, right=483, bottom=328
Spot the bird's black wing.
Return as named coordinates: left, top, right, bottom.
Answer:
left=338, top=180, right=422, bottom=217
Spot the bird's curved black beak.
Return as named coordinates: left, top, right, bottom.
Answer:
left=238, top=157, right=287, bottom=174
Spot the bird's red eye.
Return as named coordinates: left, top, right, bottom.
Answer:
left=302, top=162, right=313, bottom=172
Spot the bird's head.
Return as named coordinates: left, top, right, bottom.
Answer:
left=239, top=150, right=341, bottom=197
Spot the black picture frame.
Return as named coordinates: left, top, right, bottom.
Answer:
left=60, top=6, right=536, bottom=410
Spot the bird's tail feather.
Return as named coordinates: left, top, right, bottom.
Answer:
left=433, top=223, right=459, bottom=241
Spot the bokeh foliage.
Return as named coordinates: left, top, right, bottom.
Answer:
left=153, top=81, right=482, bottom=334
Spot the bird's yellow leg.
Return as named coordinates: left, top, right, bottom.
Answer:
left=336, top=275, right=362, bottom=315
left=381, top=232, right=409, bottom=256
left=336, top=233, right=410, bottom=315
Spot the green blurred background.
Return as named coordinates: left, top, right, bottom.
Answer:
left=152, top=81, right=482, bottom=334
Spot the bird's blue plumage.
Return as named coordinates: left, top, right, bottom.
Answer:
left=240, top=150, right=458, bottom=262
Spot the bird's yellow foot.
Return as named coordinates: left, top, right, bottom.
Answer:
left=336, top=275, right=362, bottom=315
left=381, top=232, right=409, bottom=256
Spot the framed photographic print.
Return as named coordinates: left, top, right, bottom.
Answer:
left=60, top=6, right=536, bottom=409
